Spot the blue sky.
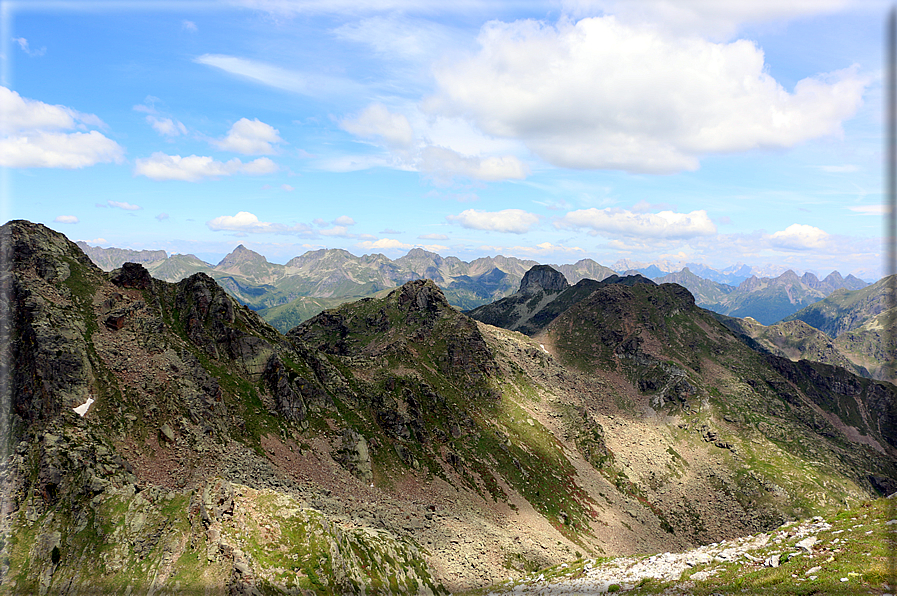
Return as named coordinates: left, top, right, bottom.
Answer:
left=1, top=0, right=891, bottom=279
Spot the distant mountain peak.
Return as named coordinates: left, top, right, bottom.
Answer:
left=519, top=265, right=569, bottom=294
left=217, top=244, right=268, bottom=268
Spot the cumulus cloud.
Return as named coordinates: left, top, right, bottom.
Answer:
left=213, top=118, right=284, bottom=155
left=207, top=211, right=313, bottom=235
left=419, top=233, right=449, bottom=240
left=333, top=215, right=356, bottom=226
left=560, top=0, right=850, bottom=40
left=358, top=238, right=413, bottom=250
left=133, top=99, right=188, bottom=137
left=446, top=208, right=539, bottom=234
left=556, top=208, right=716, bottom=239
left=156, top=213, right=170, bottom=221
left=336, top=103, right=529, bottom=182
left=427, top=16, right=868, bottom=174
left=148, top=115, right=188, bottom=137
left=341, top=104, right=413, bottom=149
left=134, top=152, right=278, bottom=181
left=0, top=87, right=124, bottom=169
left=420, top=146, right=528, bottom=182
left=320, top=226, right=353, bottom=237
left=54, top=215, right=79, bottom=224
left=768, top=223, right=830, bottom=250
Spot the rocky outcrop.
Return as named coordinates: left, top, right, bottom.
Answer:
left=110, top=262, right=154, bottom=290
left=518, top=265, right=569, bottom=294
left=334, top=429, right=373, bottom=482
left=173, top=272, right=277, bottom=377
left=262, top=355, right=309, bottom=423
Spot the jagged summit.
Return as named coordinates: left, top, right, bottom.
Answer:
left=518, top=265, right=569, bottom=294
left=216, top=243, right=268, bottom=268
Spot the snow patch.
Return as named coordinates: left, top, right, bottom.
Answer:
left=73, top=396, right=94, bottom=417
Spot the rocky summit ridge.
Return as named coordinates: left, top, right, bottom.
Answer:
left=0, top=220, right=895, bottom=595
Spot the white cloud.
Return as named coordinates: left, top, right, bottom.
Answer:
left=207, top=211, right=313, bottom=235
left=183, top=20, right=198, bottom=31
left=556, top=208, right=717, bottom=239
left=1, top=131, right=124, bottom=169
left=195, top=54, right=363, bottom=98
left=332, top=14, right=455, bottom=63
left=446, top=208, right=539, bottom=234
left=358, top=238, right=413, bottom=250
left=847, top=205, right=890, bottom=215
left=341, top=104, right=414, bottom=149
left=0, top=87, right=124, bottom=169
left=420, top=146, right=528, bottom=182
left=54, top=215, right=78, bottom=224
left=333, top=215, right=356, bottom=226
left=334, top=103, right=529, bottom=182
left=768, top=223, right=830, bottom=250
left=281, top=184, right=295, bottom=191
left=320, top=226, right=352, bottom=237
left=108, top=200, right=141, bottom=211
left=156, top=213, right=170, bottom=221
left=213, top=118, right=284, bottom=155
left=419, top=233, right=449, bottom=240
left=427, top=16, right=868, bottom=174
left=14, top=37, right=46, bottom=57
left=560, top=0, right=852, bottom=40
left=134, top=152, right=278, bottom=181
left=147, top=115, right=187, bottom=137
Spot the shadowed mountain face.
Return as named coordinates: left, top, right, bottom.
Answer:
left=2, top=223, right=896, bottom=595
left=467, top=266, right=655, bottom=336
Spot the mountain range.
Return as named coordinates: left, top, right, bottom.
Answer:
left=77, top=242, right=869, bottom=332
left=2, top=220, right=894, bottom=594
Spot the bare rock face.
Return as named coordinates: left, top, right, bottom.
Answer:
left=518, top=265, right=569, bottom=294
left=335, top=429, right=373, bottom=483
left=110, top=262, right=154, bottom=290
left=262, top=355, right=309, bottom=423
left=396, top=278, right=451, bottom=313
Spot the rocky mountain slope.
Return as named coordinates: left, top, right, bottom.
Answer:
left=784, top=274, right=895, bottom=338
left=782, top=276, right=896, bottom=384
left=5, top=224, right=895, bottom=595
left=466, top=267, right=654, bottom=336
left=714, top=316, right=871, bottom=380
left=476, top=495, right=896, bottom=595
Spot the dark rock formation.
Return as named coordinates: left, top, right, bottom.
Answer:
left=518, top=265, right=569, bottom=294
left=110, top=262, right=154, bottom=290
